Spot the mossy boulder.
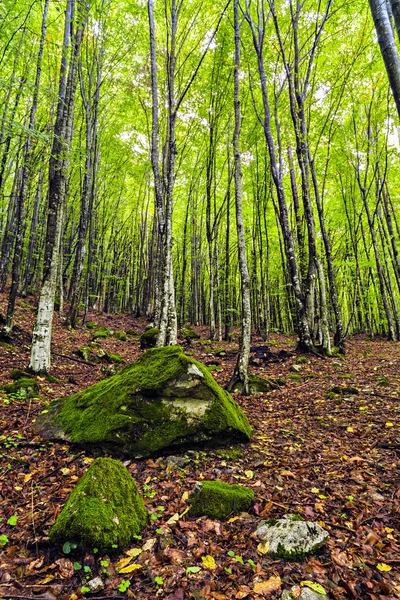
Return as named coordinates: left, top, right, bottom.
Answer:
left=114, top=330, right=127, bottom=341
left=49, top=457, right=146, bottom=551
left=230, top=374, right=273, bottom=394
left=189, top=480, right=254, bottom=519
left=34, top=346, right=252, bottom=457
left=93, top=326, right=111, bottom=340
left=4, top=378, right=39, bottom=398
left=140, top=327, right=158, bottom=349
left=181, top=328, right=200, bottom=340
left=77, top=346, right=92, bottom=361
left=10, top=368, right=31, bottom=380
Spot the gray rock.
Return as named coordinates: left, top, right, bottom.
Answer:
left=290, top=364, right=302, bottom=372
left=256, top=515, right=328, bottom=560
left=166, top=455, right=188, bottom=468
left=299, top=588, right=328, bottom=600
left=88, top=577, right=104, bottom=592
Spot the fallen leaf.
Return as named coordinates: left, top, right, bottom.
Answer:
left=55, top=558, right=74, bottom=579
left=377, top=563, right=392, bottom=572
left=300, top=581, right=327, bottom=595
left=119, top=563, right=142, bottom=574
left=257, top=541, right=269, bottom=555
left=253, top=575, right=282, bottom=595
left=202, top=555, right=217, bottom=570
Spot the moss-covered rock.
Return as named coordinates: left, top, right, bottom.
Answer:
left=4, top=378, right=39, bottom=398
left=10, top=368, right=31, bottom=380
left=77, top=346, right=92, bottom=361
left=189, top=480, right=254, bottom=519
left=35, top=346, right=252, bottom=457
left=114, top=330, right=127, bottom=341
left=180, top=328, right=200, bottom=340
left=126, top=329, right=139, bottom=336
left=140, top=327, right=158, bottom=349
left=49, top=457, right=146, bottom=551
left=47, top=374, right=60, bottom=384
left=230, top=374, right=273, bottom=394
left=93, top=326, right=111, bottom=340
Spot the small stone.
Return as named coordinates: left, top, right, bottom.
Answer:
left=290, top=364, right=302, bottom=373
left=256, top=515, right=329, bottom=560
left=299, top=588, right=328, bottom=600
left=88, top=577, right=104, bottom=592
left=166, top=455, right=188, bottom=469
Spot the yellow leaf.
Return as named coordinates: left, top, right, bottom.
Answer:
left=179, top=507, right=190, bottom=519
left=41, top=410, right=49, bottom=414
left=385, top=422, right=394, bottom=427
left=116, top=556, right=134, bottom=569
left=377, top=563, right=392, bottom=572
left=245, top=470, right=254, bottom=479
left=24, top=473, right=33, bottom=483
left=201, top=555, right=217, bottom=570
left=346, top=426, right=354, bottom=432
left=166, top=512, right=180, bottom=525
left=359, top=406, right=367, bottom=411
left=253, top=575, right=282, bottom=595
left=14, top=485, right=22, bottom=491
left=257, top=541, right=269, bottom=555
left=300, top=581, right=327, bottom=595
left=125, top=548, right=142, bottom=558
left=144, top=476, right=151, bottom=484
left=38, top=575, right=55, bottom=584
left=181, top=491, right=189, bottom=502
left=37, top=376, right=45, bottom=381
left=384, top=527, right=394, bottom=534
left=119, top=563, right=142, bottom=574
left=311, top=487, right=320, bottom=494
left=83, top=457, right=94, bottom=464
left=61, top=468, right=71, bottom=476
left=228, top=516, right=240, bottom=523
left=142, top=538, right=156, bottom=552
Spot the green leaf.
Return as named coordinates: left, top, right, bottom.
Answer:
left=7, top=515, right=17, bottom=526
left=227, top=550, right=235, bottom=557
left=0, top=534, right=8, bottom=546
left=247, top=559, right=257, bottom=569
left=81, top=587, right=91, bottom=594
left=301, top=581, right=327, bottom=595
left=73, top=562, right=82, bottom=571
left=186, top=566, right=202, bottom=574
left=118, top=579, right=131, bottom=592
left=62, top=541, right=77, bottom=554
left=83, top=565, right=91, bottom=573
left=154, top=576, right=163, bottom=585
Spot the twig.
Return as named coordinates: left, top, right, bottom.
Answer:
left=51, top=351, right=95, bottom=366
left=37, top=451, right=85, bottom=482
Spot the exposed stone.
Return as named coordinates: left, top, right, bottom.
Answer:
left=189, top=480, right=254, bottom=519
left=49, top=458, right=146, bottom=551
left=35, top=346, right=252, bottom=457
left=299, top=588, right=328, bottom=600
left=166, top=455, right=188, bottom=469
left=290, top=364, right=302, bottom=373
left=88, top=577, right=105, bottom=592
left=4, top=378, right=39, bottom=398
left=256, top=515, right=329, bottom=560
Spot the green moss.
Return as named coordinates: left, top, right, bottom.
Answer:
left=297, top=357, right=308, bottom=364
left=114, top=331, right=127, bottom=341
left=189, top=480, right=254, bottom=519
left=126, top=329, right=139, bottom=336
left=49, top=458, right=146, bottom=551
left=288, top=374, right=302, bottom=381
left=140, top=327, right=158, bottom=349
left=10, top=368, right=31, bottom=380
left=107, top=353, right=122, bottom=364
left=47, top=375, right=60, bottom=384
left=93, top=326, right=111, bottom=339
left=215, top=447, right=244, bottom=460
left=36, top=346, right=252, bottom=457
left=85, top=321, right=97, bottom=329
left=181, top=328, right=200, bottom=340
left=4, top=378, right=39, bottom=398
left=77, top=346, right=92, bottom=361
left=248, top=375, right=272, bottom=393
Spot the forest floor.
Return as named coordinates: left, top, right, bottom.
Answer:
left=0, top=293, right=399, bottom=600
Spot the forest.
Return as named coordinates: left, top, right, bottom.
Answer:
left=0, top=0, right=400, bottom=598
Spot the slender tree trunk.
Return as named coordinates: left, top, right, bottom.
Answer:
left=227, top=0, right=251, bottom=394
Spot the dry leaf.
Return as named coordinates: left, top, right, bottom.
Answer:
left=55, top=558, right=74, bottom=579
left=119, top=563, right=142, bottom=574
left=253, top=575, right=282, bottom=595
